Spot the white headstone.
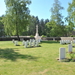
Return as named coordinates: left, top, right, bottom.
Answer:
left=33, top=40, right=36, bottom=46
left=22, top=40, right=25, bottom=46
left=71, top=41, right=72, bottom=45
left=60, top=40, right=64, bottom=44
left=73, top=40, right=75, bottom=43
left=29, top=40, right=32, bottom=47
left=53, top=38, right=55, bottom=41
left=68, top=44, right=72, bottom=52
left=35, top=40, right=39, bottom=47
left=59, top=48, right=66, bottom=61
left=27, top=40, right=29, bottom=45
left=12, top=39, right=15, bottom=43
left=14, top=41, right=18, bottom=46
left=60, top=40, right=62, bottom=44
left=67, top=40, right=70, bottom=44
left=24, top=41, right=27, bottom=48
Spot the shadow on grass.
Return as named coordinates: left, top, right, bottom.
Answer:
left=41, top=40, right=59, bottom=44
left=72, top=46, right=75, bottom=48
left=0, top=48, right=39, bottom=61
left=58, top=58, right=75, bottom=62
left=27, top=45, right=41, bottom=48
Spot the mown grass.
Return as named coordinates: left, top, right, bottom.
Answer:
left=0, top=41, right=75, bottom=75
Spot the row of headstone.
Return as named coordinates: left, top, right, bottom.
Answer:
left=12, top=39, right=41, bottom=47
left=23, top=39, right=40, bottom=48
left=60, top=40, right=75, bottom=45
left=59, top=44, right=72, bottom=61
left=60, top=40, right=71, bottom=44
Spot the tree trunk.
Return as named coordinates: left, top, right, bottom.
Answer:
left=16, top=21, right=20, bottom=41
left=16, top=8, right=20, bottom=41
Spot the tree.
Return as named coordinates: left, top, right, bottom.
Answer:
left=0, top=15, right=5, bottom=37
left=49, top=0, right=64, bottom=36
left=26, top=16, right=40, bottom=36
left=27, top=16, right=36, bottom=35
left=46, top=20, right=55, bottom=36
left=46, top=20, right=66, bottom=37
left=2, top=0, right=31, bottom=40
left=44, top=19, right=49, bottom=24
left=66, top=0, right=75, bottom=36
left=39, top=19, right=45, bottom=35
left=44, top=19, right=50, bottom=36
left=51, top=0, right=64, bottom=24
left=67, top=0, right=75, bottom=26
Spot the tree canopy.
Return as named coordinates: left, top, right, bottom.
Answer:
left=1, top=0, right=75, bottom=37
left=67, top=0, right=75, bottom=26
left=2, top=0, right=31, bottom=40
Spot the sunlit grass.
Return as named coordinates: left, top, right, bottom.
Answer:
left=0, top=41, right=75, bottom=75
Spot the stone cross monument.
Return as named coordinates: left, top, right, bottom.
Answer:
left=35, top=25, right=41, bottom=41
left=35, top=25, right=39, bottom=37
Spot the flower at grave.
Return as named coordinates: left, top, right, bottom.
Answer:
left=69, top=51, right=74, bottom=59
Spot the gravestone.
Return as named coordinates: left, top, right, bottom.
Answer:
left=33, top=40, right=36, bottom=46
left=12, top=39, right=15, bottom=43
left=71, top=41, right=72, bottom=45
left=53, top=38, right=55, bottom=41
left=22, top=40, right=25, bottom=46
left=67, top=40, right=71, bottom=44
left=59, top=48, right=66, bottom=61
left=29, top=40, right=32, bottom=47
left=60, top=40, right=63, bottom=44
left=24, top=41, right=27, bottom=48
left=60, top=40, right=65, bottom=44
left=27, top=40, right=29, bottom=45
left=68, top=44, right=72, bottom=52
left=35, top=40, right=39, bottom=47
left=14, top=41, right=18, bottom=46
left=73, top=40, right=75, bottom=43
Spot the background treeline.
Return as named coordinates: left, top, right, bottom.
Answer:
left=0, top=0, right=75, bottom=37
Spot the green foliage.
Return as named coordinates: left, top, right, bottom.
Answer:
left=30, top=35, right=34, bottom=38
left=67, top=0, right=75, bottom=26
left=27, top=16, right=36, bottom=35
left=41, top=35, right=46, bottom=37
left=46, top=20, right=55, bottom=36
left=2, top=0, right=31, bottom=37
left=47, top=0, right=65, bottom=37
left=27, top=16, right=49, bottom=36
left=39, top=19, right=44, bottom=35
left=46, top=20, right=66, bottom=37
left=65, top=0, right=75, bottom=36
left=51, top=0, right=64, bottom=25
left=0, top=16, right=5, bottom=37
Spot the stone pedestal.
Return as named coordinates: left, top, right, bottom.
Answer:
left=35, top=25, right=41, bottom=41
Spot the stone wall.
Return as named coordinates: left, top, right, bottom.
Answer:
left=60, top=37, right=73, bottom=41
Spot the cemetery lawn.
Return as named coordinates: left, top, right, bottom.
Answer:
left=0, top=41, right=75, bottom=75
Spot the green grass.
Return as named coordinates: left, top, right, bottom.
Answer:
left=0, top=41, right=75, bottom=75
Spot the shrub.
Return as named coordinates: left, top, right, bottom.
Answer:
left=41, top=35, right=47, bottom=38
left=30, top=35, right=34, bottom=38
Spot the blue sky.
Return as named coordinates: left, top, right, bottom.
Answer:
left=0, top=0, right=72, bottom=20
